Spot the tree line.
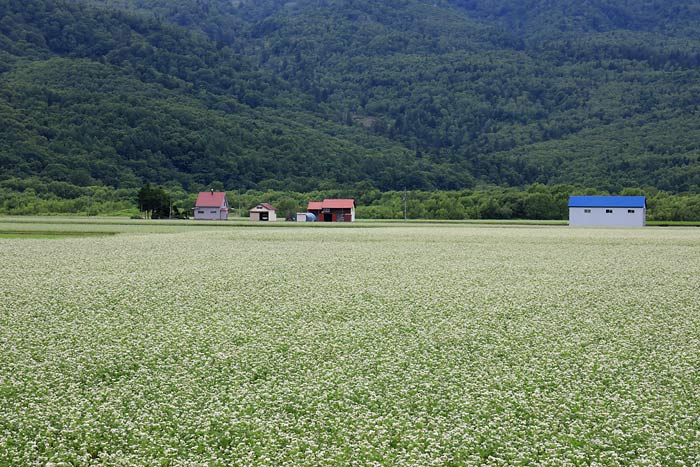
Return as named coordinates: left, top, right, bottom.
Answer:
left=2, top=180, right=699, bottom=222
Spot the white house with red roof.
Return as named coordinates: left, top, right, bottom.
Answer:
left=250, top=202, right=277, bottom=222
left=193, top=190, right=229, bottom=220
left=307, top=199, right=355, bottom=222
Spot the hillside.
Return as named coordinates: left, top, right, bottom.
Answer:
left=1, top=0, right=700, bottom=201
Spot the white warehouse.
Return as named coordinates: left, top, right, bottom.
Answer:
left=568, top=196, right=646, bottom=227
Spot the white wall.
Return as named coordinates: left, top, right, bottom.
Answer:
left=250, top=210, right=276, bottom=221
left=569, top=207, right=645, bottom=227
left=194, top=209, right=227, bottom=220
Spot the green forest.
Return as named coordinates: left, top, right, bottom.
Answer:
left=4, top=178, right=700, bottom=222
left=1, top=0, right=700, bottom=218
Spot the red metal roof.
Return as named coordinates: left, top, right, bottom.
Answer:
left=307, top=199, right=355, bottom=210
left=322, top=199, right=355, bottom=209
left=195, top=191, right=227, bottom=208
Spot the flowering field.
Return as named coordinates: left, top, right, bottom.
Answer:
left=1, top=221, right=699, bottom=466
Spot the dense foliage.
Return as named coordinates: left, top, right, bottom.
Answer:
left=137, top=183, right=187, bottom=218
left=3, top=178, right=700, bottom=222
left=1, top=0, right=700, bottom=214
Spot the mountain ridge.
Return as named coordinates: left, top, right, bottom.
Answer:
left=1, top=0, right=699, bottom=196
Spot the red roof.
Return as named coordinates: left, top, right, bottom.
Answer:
left=251, top=202, right=276, bottom=211
left=321, top=199, right=355, bottom=209
left=307, top=199, right=355, bottom=210
left=195, top=191, right=227, bottom=208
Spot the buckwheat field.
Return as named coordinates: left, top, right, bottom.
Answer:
left=1, top=221, right=699, bottom=466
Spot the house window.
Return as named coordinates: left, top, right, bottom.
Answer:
left=628, top=209, right=635, bottom=214
left=210, top=210, right=217, bottom=214
left=197, top=210, right=204, bottom=214
left=584, top=209, right=591, bottom=214
left=606, top=209, right=613, bottom=214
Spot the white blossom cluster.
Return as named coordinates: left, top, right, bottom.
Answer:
left=1, top=223, right=699, bottom=466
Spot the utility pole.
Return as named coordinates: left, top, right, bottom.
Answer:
left=403, top=187, right=407, bottom=221
left=87, top=188, right=92, bottom=217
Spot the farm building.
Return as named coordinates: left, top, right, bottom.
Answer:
left=307, top=199, right=355, bottom=222
left=193, top=190, right=229, bottom=220
left=250, top=203, right=277, bottom=222
left=568, top=196, right=646, bottom=227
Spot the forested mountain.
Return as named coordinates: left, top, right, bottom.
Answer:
left=2, top=0, right=700, bottom=204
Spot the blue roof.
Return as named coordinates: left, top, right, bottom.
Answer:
left=568, top=196, right=646, bottom=208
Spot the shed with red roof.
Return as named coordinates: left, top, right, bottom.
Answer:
left=194, top=190, right=229, bottom=220
left=250, top=202, right=277, bottom=222
left=307, top=199, right=355, bottom=222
